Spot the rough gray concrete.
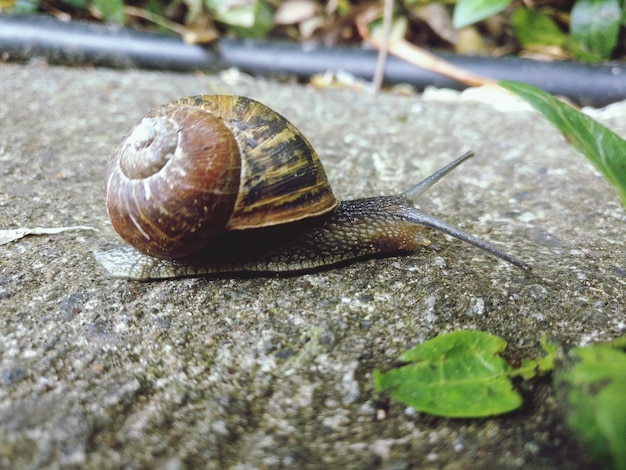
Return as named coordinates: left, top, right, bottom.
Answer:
left=0, top=61, right=624, bottom=469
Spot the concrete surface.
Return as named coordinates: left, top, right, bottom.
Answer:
left=0, top=61, right=624, bottom=469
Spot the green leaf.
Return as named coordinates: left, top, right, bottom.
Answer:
left=11, top=0, right=41, bottom=14
left=513, top=334, right=558, bottom=380
left=206, top=0, right=273, bottom=38
left=499, top=80, right=626, bottom=207
left=369, top=15, right=409, bottom=43
left=373, top=330, right=522, bottom=418
left=93, top=0, right=126, bottom=23
left=554, top=342, right=626, bottom=470
left=570, top=0, right=621, bottom=61
left=511, top=8, right=568, bottom=48
left=452, top=0, right=513, bottom=29
left=60, top=0, right=89, bottom=8
left=608, top=335, right=626, bottom=350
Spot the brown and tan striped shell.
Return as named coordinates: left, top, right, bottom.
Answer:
left=105, top=95, right=339, bottom=259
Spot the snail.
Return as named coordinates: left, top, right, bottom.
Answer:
left=94, top=95, right=531, bottom=280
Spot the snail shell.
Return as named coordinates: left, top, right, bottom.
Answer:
left=105, top=95, right=338, bottom=258
left=97, top=95, right=530, bottom=280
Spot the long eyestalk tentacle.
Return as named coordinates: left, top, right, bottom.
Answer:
left=403, top=151, right=474, bottom=201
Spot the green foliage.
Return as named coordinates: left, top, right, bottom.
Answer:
left=554, top=343, right=626, bottom=470
left=369, top=14, right=409, bottom=43
left=375, top=331, right=626, bottom=468
left=452, top=0, right=624, bottom=61
left=511, top=8, right=567, bottom=48
left=205, top=0, right=273, bottom=39
left=373, top=330, right=523, bottom=418
left=51, top=0, right=126, bottom=23
left=5, top=0, right=625, bottom=61
left=10, top=0, right=40, bottom=14
left=452, top=0, right=512, bottom=29
left=512, top=335, right=558, bottom=380
left=60, top=0, right=89, bottom=8
left=92, top=0, right=125, bottom=23
left=499, top=81, right=626, bottom=207
left=570, top=0, right=622, bottom=61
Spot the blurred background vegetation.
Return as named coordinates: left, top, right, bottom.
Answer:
left=1, top=0, right=624, bottom=62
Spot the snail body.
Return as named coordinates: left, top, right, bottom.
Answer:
left=96, top=95, right=530, bottom=280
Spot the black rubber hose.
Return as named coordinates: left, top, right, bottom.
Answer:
left=0, top=14, right=216, bottom=69
left=1, top=13, right=625, bottom=106
left=218, top=40, right=626, bottom=107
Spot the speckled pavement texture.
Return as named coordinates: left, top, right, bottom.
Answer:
left=0, top=61, right=624, bottom=469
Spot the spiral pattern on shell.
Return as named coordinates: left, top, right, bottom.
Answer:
left=105, top=95, right=339, bottom=259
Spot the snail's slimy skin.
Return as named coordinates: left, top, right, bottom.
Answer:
left=97, top=196, right=434, bottom=280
